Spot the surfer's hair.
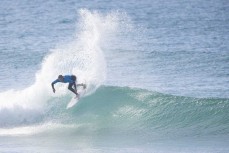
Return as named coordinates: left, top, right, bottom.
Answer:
left=58, top=75, right=63, bottom=79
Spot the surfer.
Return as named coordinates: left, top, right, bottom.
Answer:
left=51, top=75, right=86, bottom=98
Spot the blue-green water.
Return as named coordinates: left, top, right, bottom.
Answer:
left=0, top=0, right=229, bottom=152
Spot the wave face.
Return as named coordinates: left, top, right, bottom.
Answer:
left=1, top=86, right=228, bottom=141
left=49, top=86, right=229, bottom=137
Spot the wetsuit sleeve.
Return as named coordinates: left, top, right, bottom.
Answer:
left=52, top=79, right=60, bottom=85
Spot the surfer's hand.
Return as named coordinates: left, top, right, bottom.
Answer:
left=53, top=88, right=55, bottom=93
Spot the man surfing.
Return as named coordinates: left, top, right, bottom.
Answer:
left=51, top=75, right=86, bottom=98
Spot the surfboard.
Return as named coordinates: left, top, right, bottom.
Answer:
left=66, top=96, right=78, bottom=109
left=66, top=85, right=87, bottom=109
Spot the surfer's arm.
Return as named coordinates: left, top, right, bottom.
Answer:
left=51, top=79, right=60, bottom=93
left=76, top=83, right=83, bottom=87
left=77, top=83, right=86, bottom=89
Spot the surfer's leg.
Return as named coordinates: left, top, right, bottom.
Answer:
left=68, top=83, right=78, bottom=95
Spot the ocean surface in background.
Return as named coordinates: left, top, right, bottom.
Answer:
left=0, top=0, right=229, bottom=152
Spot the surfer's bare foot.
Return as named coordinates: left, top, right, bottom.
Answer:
left=75, top=94, right=79, bottom=99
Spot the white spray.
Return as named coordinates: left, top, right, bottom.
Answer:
left=0, top=9, right=119, bottom=126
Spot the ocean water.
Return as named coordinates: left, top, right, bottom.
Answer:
left=0, top=0, right=229, bottom=152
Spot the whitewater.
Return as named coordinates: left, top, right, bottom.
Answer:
left=0, top=0, right=229, bottom=152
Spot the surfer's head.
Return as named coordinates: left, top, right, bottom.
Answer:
left=58, top=75, right=64, bottom=82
